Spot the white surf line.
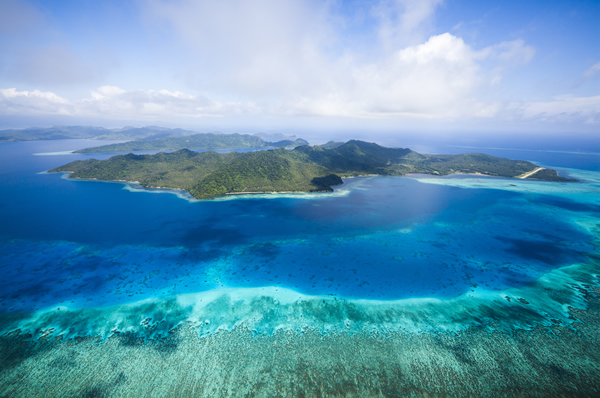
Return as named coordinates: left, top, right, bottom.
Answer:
left=518, top=167, right=544, bottom=179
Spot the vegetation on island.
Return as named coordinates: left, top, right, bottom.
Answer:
left=73, top=133, right=309, bottom=154
left=0, top=125, right=306, bottom=151
left=320, top=141, right=345, bottom=149
left=50, top=140, right=575, bottom=199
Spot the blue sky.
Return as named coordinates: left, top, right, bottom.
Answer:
left=0, top=0, right=598, bottom=134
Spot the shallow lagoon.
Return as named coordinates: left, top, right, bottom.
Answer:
left=0, top=140, right=595, bottom=311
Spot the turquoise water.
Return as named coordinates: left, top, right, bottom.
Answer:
left=0, top=139, right=598, bottom=338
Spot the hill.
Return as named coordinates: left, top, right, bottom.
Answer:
left=0, top=125, right=308, bottom=152
left=50, top=140, right=576, bottom=199
left=73, top=134, right=308, bottom=153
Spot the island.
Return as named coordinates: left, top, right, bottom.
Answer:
left=49, top=140, right=576, bottom=199
left=0, top=125, right=193, bottom=142
left=72, top=133, right=309, bottom=153
left=0, top=125, right=308, bottom=151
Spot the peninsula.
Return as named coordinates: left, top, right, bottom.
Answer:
left=50, top=140, right=576, bottom=199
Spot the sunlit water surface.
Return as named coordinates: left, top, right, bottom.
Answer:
left=0, top=139, right=598, bottom=338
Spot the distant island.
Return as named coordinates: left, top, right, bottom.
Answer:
left=72, top=133, right=309, bottom=153
left=0, top=125, right=193, bottom=142
left=50, top=140, right=576, bottom=199
left=0, top=125, right=306, bottom=150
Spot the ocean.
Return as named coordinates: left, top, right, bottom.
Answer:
left=1, top=137, right=599, bottom=396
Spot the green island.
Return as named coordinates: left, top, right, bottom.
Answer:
left=50, top=140, right=576, bottom=199
left=73, top=133, right=309, bottom=153
left=0, top=125, right=308, bottom=151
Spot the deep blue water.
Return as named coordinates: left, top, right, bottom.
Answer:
left=0, top=139, right=597, bottom=312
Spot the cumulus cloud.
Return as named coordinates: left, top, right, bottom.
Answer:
left=140, top=0, right=538, bottom=121
left=2, top=84, right=597, bottom=126
left=8, top=0, right=585, bottom=126
left=0, top=88, right=72, bottom=115
left=0, top=87, right=253, bottom=119
left=80, top=87, right=232, bottom=118
left=282, top=33, right=482, bottom=118
left=280, top=33, right=535, bottom=120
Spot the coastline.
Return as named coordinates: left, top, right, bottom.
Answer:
left=49, top=166, right=572, bottom=202
left=49, top=171, right=357, bottom=201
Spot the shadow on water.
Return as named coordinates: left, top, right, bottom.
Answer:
left=495, top=236, right=584, bottom=265
left=176, top=224, right=248, bottom=247
left=535, top=196, right=600, bottom=213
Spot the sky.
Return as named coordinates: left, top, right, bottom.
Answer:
left=0, top=0, right=599, bottom=136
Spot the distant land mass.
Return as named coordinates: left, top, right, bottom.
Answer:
left=73, top=133, right=309, bottom=153
left=0, top=125, right=301, bottom=146
left=0, top=125, right=193, bottom=142
left=50, top=140, right=576, bottom=199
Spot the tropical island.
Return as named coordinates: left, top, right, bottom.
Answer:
left=0, top=125, right=308, bottom=151
left=50, top=140, right=576, bottom=199
left=72, top=132, right=309, bottom=153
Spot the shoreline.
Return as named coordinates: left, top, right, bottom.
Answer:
left=50, top=171, right=348, bottom=200
left=49, top=169, right=551, bottom=201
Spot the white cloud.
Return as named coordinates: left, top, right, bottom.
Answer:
left=0, top=88, right=72, bottom=115
left=3, top=0, right=566, bottom=126
left=143, top=0, right=337, bottom=98
left=0, top=87, right=254, bottom=119
left=80, top=88, right=229, bottom=118
left=282, top=33, right=480, bottom=118
left=0, top=28, right=538, bottom=122
left=279, top=33, right=533, bottom=120
left=2, top=84, right=597, bottom=126
left=91, top=86, right=127, bottom=99
left=140, top=0, right=539, bottom=121
left=521, top=95, right=600, bottom=124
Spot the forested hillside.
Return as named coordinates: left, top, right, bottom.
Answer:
left=51, top=140, right=575, bottom=199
